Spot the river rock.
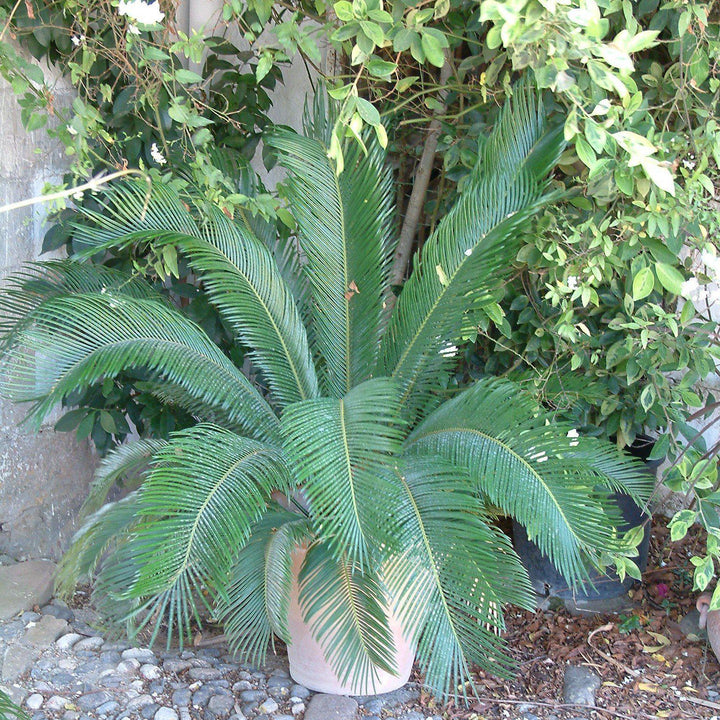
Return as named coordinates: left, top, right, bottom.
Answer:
left=0, top=561, right=56, bottom=621
left=24, top=615, right=68, bottom=645
left=563, top=664, right=601, bottom=706
left=1, top=643, right=40, bottom=682
left=155, top=709, right=179, bottom=720
left=56, top=633, right=83, bottom=651
left=304, top=694, right=358, bottom=720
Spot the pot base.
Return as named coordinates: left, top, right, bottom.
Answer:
left=286, top=548, right=415, bottom=696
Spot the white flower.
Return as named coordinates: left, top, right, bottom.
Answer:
left=567, top=275, right=578, bottom=290
left=117, top=0, right=165, bottom=25
left=681, top=276, right=700, bottom=299
left=71, top=34, right=85, bottom=47
left=701, top=249, right=720, bottom=276
left=127, top=23, right=140, bottom=35
left=150, top=142, right=166, bottom=165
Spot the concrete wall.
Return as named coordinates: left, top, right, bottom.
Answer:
left=0, top=64, right=95, bottom=561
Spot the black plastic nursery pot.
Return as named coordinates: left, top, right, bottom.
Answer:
left=513, top=435, right=659, bottom=605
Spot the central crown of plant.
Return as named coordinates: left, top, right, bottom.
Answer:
left=0, top=88, right=651, bottom=699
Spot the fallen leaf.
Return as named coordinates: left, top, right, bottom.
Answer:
left=646, top=631, right=671, bottom=645
left=638, top=681, right=659, bottom=692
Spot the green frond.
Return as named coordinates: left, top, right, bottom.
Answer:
left=268, top=127, right=395, bottom=397
left=405, top=378, right=650, bottom=589
left=0, top=291, right=280, bottom=443
left=70, top=182, right=318, bottom=408
left=384, top=458, right=534, bottom=700
left=217, top=510, right=312, bottom=666
left=280, top=378, right=405, bottom=568
left=299, top=541, right=398, bottom=687
left=187, top=206, right=319, bottom=406
left=55, top=492, right=141, bottom=600
left=71, top=181, right=197, bottom=252
left=560, top=440, right=653, bottom=506
left=93, top=424, right=290, bottom=645
left=0, top=690, right=27, bottom=720
left=81, top=438, right=168, bottom=518
left=378, top=85, right=565, bottom=418
left=0, top=259, right=160, bottom=345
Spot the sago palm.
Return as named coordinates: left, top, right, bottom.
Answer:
left=0, top=88, right=651, bottom=699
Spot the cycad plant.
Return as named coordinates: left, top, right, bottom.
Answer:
left=0, top=89, right=651, bottom=699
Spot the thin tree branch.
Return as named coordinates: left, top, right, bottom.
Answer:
left=388, top=51, right=453, bottom=292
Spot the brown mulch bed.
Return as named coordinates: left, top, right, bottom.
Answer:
left=412, top=516, right=719, bottom=720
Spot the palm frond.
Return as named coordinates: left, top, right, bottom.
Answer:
left=188, top=205, right=318, bottom=405
left=0, top=291, right=280, bottom=443
left=55, top=492, right=142, bottom=600
left=384, top=457, right=534, bottom=699
left=0, top=690, right=27, bottom=720
left=93, top=424, right=290, bottom=645
left=208, top=149, right=310, bottom=313
left=405, top=378, right=651, bottom=588
left=298, top=541, right=398, bottom=687
left=280, top=378, right=405, bottom=568
left=268, top=127, right=395, bottom=397
left=378, top=85, right=565, bottom=418
left=217, top=510, right=312, bottom=666
left=80, top=438, right=168, bottom=517
left=70, top=182, right=318, bottom=408
left=0, top=259, right=160, bottom=345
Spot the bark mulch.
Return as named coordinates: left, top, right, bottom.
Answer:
left=413, top=516, right=719, bottom=720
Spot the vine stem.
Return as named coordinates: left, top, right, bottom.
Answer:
left=0, top=0, right=23, bottom=43
left=0, top=168, right=150, bottom=215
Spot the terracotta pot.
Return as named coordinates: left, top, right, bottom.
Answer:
left=285, top=546, right=415, bottom=695
left=697, top=593, right=720, bottom=663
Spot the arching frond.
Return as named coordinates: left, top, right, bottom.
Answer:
left=298, top=541, right=398, bottom=689
left=378, top=86, right=565, bottom=419
left=280, top=378, right=405, bottom=568
left=217, top=511, right=312, bottom=666
left=405, top=378, right=651, bottom=589
left=70, top=182, right=318, bottom=408
left=186, top=206, right=319, bottom=406
left=55, top=492, right=142, bottom=600
left=0, top=690, right=27, bottom=720
left=268, top=128, right=395, bottom=397
left=81, top=437, right=168, bottom=517
left=0, top=259, right=160, bottom=345
left=384, top=458, right=534, bottom=700
left=0, top=292, right=280, bottom=443
left=93, top=424, right=290, bottom=645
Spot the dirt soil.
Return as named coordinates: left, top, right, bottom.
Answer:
left=410, top=516, right=719, bottom=720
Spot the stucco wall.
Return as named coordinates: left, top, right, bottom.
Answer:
left=0, top=65, right=95, bottom=561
